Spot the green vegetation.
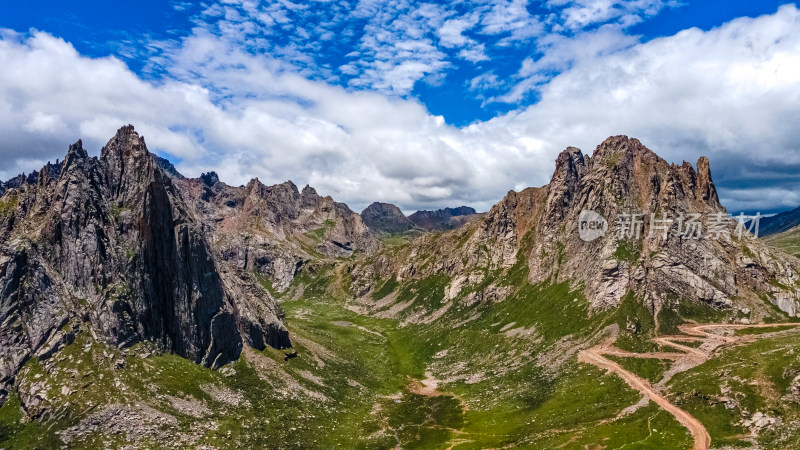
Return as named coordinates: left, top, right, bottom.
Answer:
left=109, top=203, right=129, bottom=222
left=604, top=152, right=621, bottom=169
left=606, top=291, right=658, bottom=352
left=657, top=294, right=729, bottom=335
left=6, top=223, right=800, bottom=449
left=0, top=393, right=62, bottom=448
left=305, top=218, right=336, bottom=241
left=607, top=355, right=670, bottom=384
left=255, top=273, right=276, bottom=296
left=395, top=273, right=451, bottom=312
left=765, top=226, right=800, bottom=258
left=379, top=231, right=423, bottom=247
left=372, top=277, right=399, bottom=300
left=0, top=194, right=19, bottom=217
left=613, top=239, right=642, bottom=263
left=668, top=332, right=800, bottom=448
left=734, top=325, right=797, bottom=336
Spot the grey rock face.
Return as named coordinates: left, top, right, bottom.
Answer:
left=523, top=136, right=798, bottom=312
left=0, top=125, right=291, bottom=403
left=360, top=202, right=415, bottom=234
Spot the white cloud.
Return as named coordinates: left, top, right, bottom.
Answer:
left=547, top=0, right=679, bottom=30
left=178, top=0, right=677, bottom=99
left=1, top=5, right=800, bottom=214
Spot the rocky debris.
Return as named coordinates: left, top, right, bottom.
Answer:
left=360, top=202, right=415, bottom=234
left=200, top=383, right=249, bottom=408
left=0, top=125, right=290, bottom=406
left=742, top=411, right=782, bottom=434
left=408, top=206, right=480, bottom=231
left=163, top=394, right=212, bottom=418
left=58, top=403, right=182, bottom=446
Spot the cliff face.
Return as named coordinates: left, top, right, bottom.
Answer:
left=351, top=136, right=800, bottom=320
left=0, top=126, right=291, bottom=402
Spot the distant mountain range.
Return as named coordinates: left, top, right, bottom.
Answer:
left=360, top=203, right=483, bottom=234
left=755, top=206, right=800, bottom=237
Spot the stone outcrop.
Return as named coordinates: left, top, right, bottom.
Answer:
left=521, top=136, right=799, bottom=313
left=360, top=202, right=415, bottom=234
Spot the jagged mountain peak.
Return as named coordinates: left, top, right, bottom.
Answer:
left=0, top=127, right=292, bottom=402
left=61, top=139, right=89, bottom=172
left=100, top=124, right=147, bottom=161
left=199, top=171, right=219, bottom=186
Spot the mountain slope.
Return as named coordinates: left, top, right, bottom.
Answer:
left=765, top=224, right=800, bottom=258
left=2, top=131, right=800, bottom=449
left=755, top=206, right=800, bottom=237
left=172, top=172, right=378, bottom=291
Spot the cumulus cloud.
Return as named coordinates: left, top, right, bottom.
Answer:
left=483, top=4, right=800, bottom=211
left=1, top=5, right=800, bottom=214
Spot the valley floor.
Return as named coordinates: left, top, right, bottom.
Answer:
left=2, top=282, right=800, bottom=449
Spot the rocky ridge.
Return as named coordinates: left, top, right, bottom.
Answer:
left=350, top=136, right=800, bottom=320
left=756, top=206, right=800, bottom=237
left=172, top=172, right=378, bottom=292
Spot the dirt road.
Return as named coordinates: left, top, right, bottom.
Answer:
left=579, top=322, right=800, bottom=450
left=578, top=348, right=711, bottom=450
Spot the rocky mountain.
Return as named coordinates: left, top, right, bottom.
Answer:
left=0, top=126, right=377, bottom=406
left=360, top=202, right=415, bottom=234
left=172, top=172, right=378, bottom=292
left=351, top=136, right=800, bottom=320
left=408, top=206, right=481, bottom=231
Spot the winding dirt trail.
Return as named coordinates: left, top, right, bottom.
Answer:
left=579, top=322, right=800, bottom=450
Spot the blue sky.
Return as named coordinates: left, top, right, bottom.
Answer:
left=1, top=1, right=799, bottom=213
